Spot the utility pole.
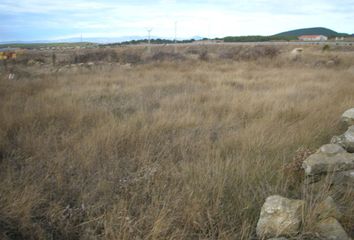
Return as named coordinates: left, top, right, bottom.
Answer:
left=208, top=22, right=210, bottom=40
left=174, top=21, right=177, bottom=53
left=147, top=28, right=152, bottom=54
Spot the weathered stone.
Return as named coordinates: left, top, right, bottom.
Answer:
left=315, top=217, right=351, bottom=240
left=331, top=126, right=354, bottom=153
left=319, top=144, right=346, bottom=155
left=256, top=195, right=305, bottom=238
left=333, top=170, right=354, bottom=187
left=314, top=197, right=342, bottom=221
left=290, top=48, right=303, bottom=61
left=332, top=170, right=354, bottom=193
left=341, top=108, right=354, bottom=126
left=326, top=60, right=336, bottom=67
left=302, top=144, right=354, bottom=176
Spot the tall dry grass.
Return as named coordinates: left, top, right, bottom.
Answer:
left=1, top=45, right=354, bottom=239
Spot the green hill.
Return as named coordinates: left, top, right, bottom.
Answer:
left=274, top=27, right=348, bottom=37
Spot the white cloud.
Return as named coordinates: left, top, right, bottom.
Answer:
left=1, top=0, right=353, bottom=41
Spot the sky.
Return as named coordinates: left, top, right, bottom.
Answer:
left=1, top=0, right=354, bottom=42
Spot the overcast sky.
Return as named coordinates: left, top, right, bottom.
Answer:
left=1, top=0, right=354, bottom=41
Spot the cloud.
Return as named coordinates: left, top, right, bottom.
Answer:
left=1, top=0, right=353, bottom=41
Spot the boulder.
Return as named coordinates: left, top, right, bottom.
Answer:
left=302, top=144, right=354, bottom=176
left=256, top=195, right=305, bottom=238
left=331, top=126, right=354, bottom=153
left=319, top=144, right=346, bottom=155
left=331, top=171, right=354, bottom=197
left=341, top=108, right=354, bottom=126
left=315, top=217, right=351, bottom=240
left=314, top=197, right=342, bottom=221
left=290, top=48, right=303, bottom=61
left=333, top=170, right=354, bottom=187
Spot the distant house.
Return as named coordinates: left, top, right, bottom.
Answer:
left=298, top=35, right=328, bottom=41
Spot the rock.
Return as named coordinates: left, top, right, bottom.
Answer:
left=319, top=144, right=346, bottom=155
left=315, top=217, right=350, bottom=240
left=341, top=108, right=354, bottom=126
left=302, top=144, right=354, bottom=176
left=256, top=195, right=305, bottom=238
left=331, top=126, right=354, bottom=153
left=290, top=48, right=303, bottom=61
left=291, top=48, right=303, bottom=54
left=333, top=170, right=354, bottom=187
left=314, top=197, right=342, bottom=221
left=326, top=60, right=336, bottom=67
left=121, top=63, right=132, bottom=69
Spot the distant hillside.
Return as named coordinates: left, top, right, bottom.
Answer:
left=275, top=27, right=348, bottom=37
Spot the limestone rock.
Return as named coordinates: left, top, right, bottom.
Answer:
left=315, top=217, right=351, bottom=240
left=302, top=144, right=354, bottom=176
left=319, top=144, right=346, bottom=155
left=331, top=126, right=354, bottom=153
left=290, top=48, right=303, bottom=61
left=256, top=195, right=305, bottom=238
left=341, top=108, right=354, bottom=126
left=326, top=60, right=336, bottom=67
left=314, top=197, right=342, bottom=221
left=333, top=170, right=354, bottom=187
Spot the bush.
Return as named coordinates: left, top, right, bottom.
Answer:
left=198, top=50, right=209, bottom=61
left=219, top=46, right=280, bottom=61
left=119, top=52, right=142, bottom=64
left=74, top=49, right=119, bottom=63
left=322, top=44, right=330, bottom=52
left=149, top=51, right=185, bottom=62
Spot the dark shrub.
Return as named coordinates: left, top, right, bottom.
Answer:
left=119, top=52, right=142, bottom=64
left=219, top=46, right=279, bottom=61
left=149, top=52, right=185, bottom=62
left=74, top=49, right=119, bottom=63
left=198, top=50, right=209, bottom=61
left=322, top=44, right=330, bottom=52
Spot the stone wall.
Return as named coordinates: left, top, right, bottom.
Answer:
left=256, top=108, right=354, bottom=240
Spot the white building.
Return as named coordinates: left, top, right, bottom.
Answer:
left=298, top=35, right=328, bottom=41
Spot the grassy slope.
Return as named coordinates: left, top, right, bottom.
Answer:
left=1, top=46, right=354, bottom=239
left=275, top=27, right=347, bottom=37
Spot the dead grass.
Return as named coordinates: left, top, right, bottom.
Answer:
left=1, top=45, right=354, bottom=239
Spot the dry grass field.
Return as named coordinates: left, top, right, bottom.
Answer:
left=1, top=44, right=354, bottom=239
